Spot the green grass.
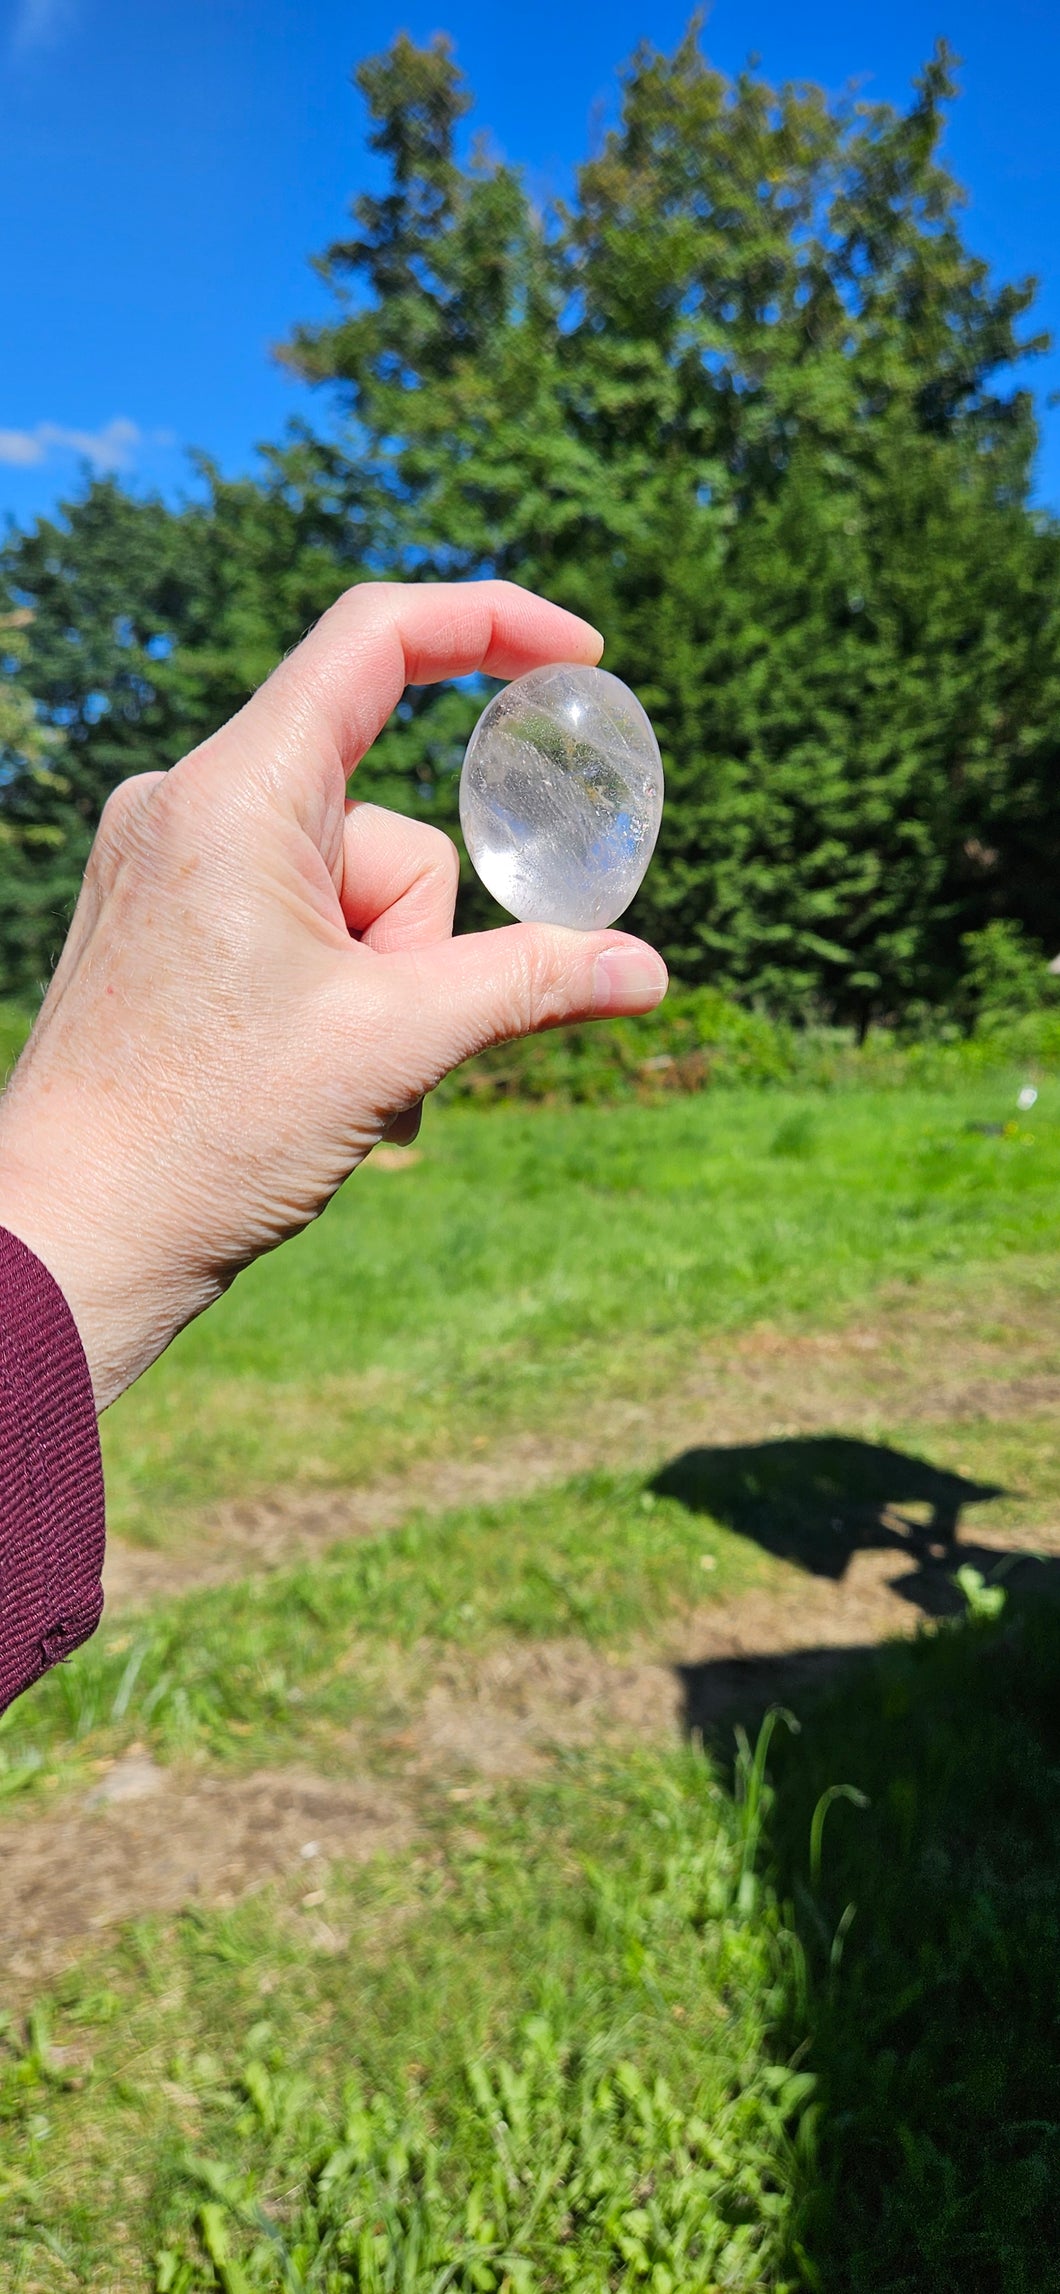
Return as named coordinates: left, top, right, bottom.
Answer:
left=3, top=1069, right=1060, bottom=2288
left=0, top=1748, right=813, bottom=2293
left=767, top=1592, right=1060, bottom=2292
left=104, top=1079, right=1060, bottom=1540
left=8, top=1402, right=1059, bottom=1803
left=0, top=1470, right=772, bottom=1797
left=8, top=1582, right=1060, bottom=2287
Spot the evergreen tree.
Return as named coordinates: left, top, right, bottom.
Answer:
left=282, top=27, right=1057, bottom=1019
left=0, top=607, right=79, bottom=995
left=0, top=453, right=371, bottom=991
left=2, top=24, right=1056, bottom=1013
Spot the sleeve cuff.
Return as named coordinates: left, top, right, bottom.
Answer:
left=0, top=1226, right=105, bottom=1713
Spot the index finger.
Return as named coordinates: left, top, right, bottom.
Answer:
left=222, top=579, right=604, bottom=799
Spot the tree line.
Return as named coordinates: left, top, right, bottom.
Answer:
left=2, top=25, right=1058, bottom=1024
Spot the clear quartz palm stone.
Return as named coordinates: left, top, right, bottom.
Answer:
left=459, top=663, right=664, bottom=930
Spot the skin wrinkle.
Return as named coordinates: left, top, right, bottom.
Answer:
left=342, top=806, right=460, bottom=950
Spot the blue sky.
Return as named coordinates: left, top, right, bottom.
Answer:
left=3, top=0, right=1058, bottom=531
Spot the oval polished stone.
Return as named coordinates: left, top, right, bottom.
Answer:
left=459, top=663, right=664, bottom=930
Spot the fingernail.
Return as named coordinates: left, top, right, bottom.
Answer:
left=593, top=947, right=669, bottom=1015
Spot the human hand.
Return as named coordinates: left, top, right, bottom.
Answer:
left=0, top=581, right=667, bottom=1408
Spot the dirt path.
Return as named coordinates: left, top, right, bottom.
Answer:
left=8, top=1528, right=1060, bottom=1995
left=4, top=1267, right=1057, bottom=1995
left=103, top=1270, right=1060, bottom=1609
left=0, top=1764, right=414, bottom=1990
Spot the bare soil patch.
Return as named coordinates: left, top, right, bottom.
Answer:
left=8, top=1265, right=1058, bottom=1994
left=6, top=1528, right=1060, bottom=1994
left=102, top=1266, right=1060, bottom=1611
left=407, top=1533, right=1060, bottom=1778
left=0, top=1759, right=413, bottom=1992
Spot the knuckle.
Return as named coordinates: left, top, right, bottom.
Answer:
left=332, top=577, right=399, bottom=628
left=518, top=933, right=568, bottom=1034
left=524, top=927, right=598, bottom=1034
left=94, top=772, right=162, bottom=857
left=418, top=822, right=460, bottom=888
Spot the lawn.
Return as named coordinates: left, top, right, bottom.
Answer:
left=1, top=1066, right=1059, bottom=2290
left=102, top=1074, right=1060, bottom=1541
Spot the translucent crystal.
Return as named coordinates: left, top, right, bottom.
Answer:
left=459, top=664, right=664, bottom=930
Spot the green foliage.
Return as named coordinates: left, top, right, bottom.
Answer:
left=0, top=605, right=85, bottom=995
left=961, top=917, right=1060, bottom=1025
left=0, top=458, right=370, bottom=991
left=442, top=988, right=1060, bottom=1105
left=0, top=613, right=53, bottom=769
left=281, top=26, right=1058, bottom=1022
left=0, top=999, right=34, bottom=1081
left=443, top=985, right=796, bottom=1102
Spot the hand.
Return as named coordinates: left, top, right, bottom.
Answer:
left=0, top=580, right=667, bottom=1409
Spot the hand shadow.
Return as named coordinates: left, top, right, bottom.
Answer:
left=652, top=1433, right=1007, bottom=1617
left=653, top=1433, right=1060, bottom=1737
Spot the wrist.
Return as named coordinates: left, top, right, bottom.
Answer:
left=0, top=1129, right=206, bottom=1412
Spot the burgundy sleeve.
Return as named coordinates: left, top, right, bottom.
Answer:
left=0, top=1227, right=105, bottom=1714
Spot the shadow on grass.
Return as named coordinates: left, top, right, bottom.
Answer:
left=651, top=1435, right=1060, bottom=2287
left=652, top=1432, right=1006, bottom=1598
left=767, top=1594, right=1060, bottom=2291
left=651, top=1431, right=1060, bottom=1736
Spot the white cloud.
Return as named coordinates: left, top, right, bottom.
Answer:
left=0, top=429, right=44, bottom=466
left=10, top=0, right=77, bottom=54
left=0, top=416, right=142, bottom=471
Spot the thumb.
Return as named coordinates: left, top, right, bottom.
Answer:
left=379, top=924, right=669, bottom=1087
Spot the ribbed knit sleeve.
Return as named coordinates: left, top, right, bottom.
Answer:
left=0, top=1228, right=105, bottom=1714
